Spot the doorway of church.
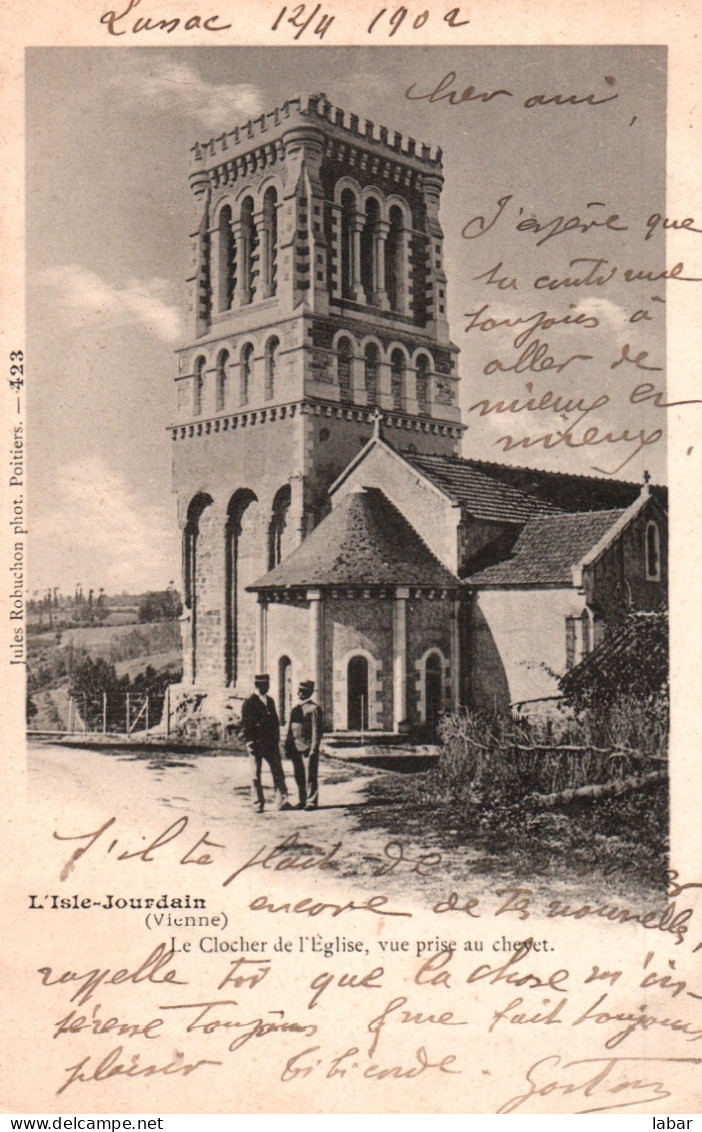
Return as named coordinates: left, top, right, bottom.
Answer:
left=347, top=655, right=369, bottom=730
left=278, top=655, right=292, bottom=726
left=425, top=652, right=443, bottom=740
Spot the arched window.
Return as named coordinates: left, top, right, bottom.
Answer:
left=215, top=349, right=229, bottom=411
left=340, top=189, right=357, bottom=299
left=337, top=336, right=353, bottom=404
left=646, top=521, right=661, bottom=580
left=240, top=196, right=257, bottom=304
left=361, top=197, right=380, bottom=304
left=278, top=655, right=292, bottom=725
left=425, top=651, right=443, bottom=738
left=386, top=205, right=405, bottom=312
left=262, top=187, right=278, bottom=298
left=268, top=484, right=291, bottom=569
left=240, top=343, right=253, bottom=406
left=216, top=204, right=235, bottom=312
left=193, top=356, right=205, bottom=416
left=183, top=492, right=212, bottom=681
left=415, top=354, right=430, bottom=415
left=390, top=348, right=406, bottom=411
left=364, top=342, right=379, bottom=407
left=347, top=655, right=369, bottom=730
left=265, top=336, right=279, bottom=401
left=225, top=488, right=257, bottom=686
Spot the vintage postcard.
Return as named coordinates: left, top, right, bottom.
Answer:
left=2, top=0, right=701, bottom=1116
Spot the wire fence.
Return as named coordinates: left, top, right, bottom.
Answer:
left=28, top=689, right=174, bottom=737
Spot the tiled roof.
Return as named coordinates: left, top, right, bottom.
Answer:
left=465, top=509, right=625, bottom=586
left=249, top=487, right=458, bottom=590
left=456, top=456, right=663, bottom=512
left=402, top=452, right=560, bottom=523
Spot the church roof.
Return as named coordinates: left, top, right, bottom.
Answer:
left=403, top=451, right=660, bottom=515
left=249, top=486, right=458, bottom=591
left=401, top=451, right=561, bottom=523
left=465, top=509, right=625, bottom=586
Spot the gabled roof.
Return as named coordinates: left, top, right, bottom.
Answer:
left=451, top=456, right=665, bottom=512
left=465, top=509, right=626, bottom=586
left=249, top=486, right=458, bottom=590
left=401, top=451, right=561, bottom=523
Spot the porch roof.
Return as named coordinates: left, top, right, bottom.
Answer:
left=248, top=486, right=458, bottom=591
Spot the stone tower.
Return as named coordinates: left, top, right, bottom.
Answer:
left=170, top=92, right=463, bottom=719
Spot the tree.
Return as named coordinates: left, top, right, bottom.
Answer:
left=559, top=610, right=668, bottom=711
left=69, top=657, right=127, bottom=731
left=138, top=588, right=183, bottom=623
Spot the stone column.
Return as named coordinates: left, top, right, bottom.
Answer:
left=351, top=217, right=365, bottom=302
left=257, top=209, right=273, bottom=299
left=393, top=587, right=409, bottom=731
left=374, top=219, right=390, bottom=309
left=308, top=588, right=324, bottom=712
left=233, top=221, right=249, bottom=307
left=256, top=595, right=268, bottom=673
left=450, top=596, right=461, bottom=711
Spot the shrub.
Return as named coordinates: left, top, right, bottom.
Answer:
left=559, top=610, right=668, bottom=710
left=138, top=589, right=183, bottom=623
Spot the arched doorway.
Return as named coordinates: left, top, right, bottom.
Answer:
left=347, top=655, right=369, bottom=730
left=425, top=652, right=443, bottom=739
left=278, top=655, right=292, bottom=725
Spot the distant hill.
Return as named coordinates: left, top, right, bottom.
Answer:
left=27, top=620, right=183, bottom=716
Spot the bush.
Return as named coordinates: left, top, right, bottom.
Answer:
left=431, top=698, right=668, bottom=806
left=138, top=589, right=183, bottom=623
left=398, top=703, right=669, bottom=887
left=559, top=610, right=668, bottom=710
left=68, top=657, right=182, bottom=731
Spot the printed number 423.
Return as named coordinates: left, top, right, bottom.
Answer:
left=9, top=350, right=24, bottom=390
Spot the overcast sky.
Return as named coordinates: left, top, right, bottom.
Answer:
left=26, top=46, right=666, bottom=595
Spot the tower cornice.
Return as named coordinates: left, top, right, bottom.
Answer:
left=189, top=91, right=443, bottom=197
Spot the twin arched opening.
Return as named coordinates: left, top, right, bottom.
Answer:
left=339, top=188, right=410, bottom=313
left=213, top=186, right=279, bottom=315
left=185, top=484, right=294, bottom=686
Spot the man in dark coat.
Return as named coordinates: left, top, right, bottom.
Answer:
left=285, top=679, right=324, bottom=810
left=241, top=674, right=290, bottom=812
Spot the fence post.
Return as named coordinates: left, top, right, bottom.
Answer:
left=145, top=695, right=149, bottom=736
left=103, top=692, right=107, bottom=734
left=126, top=693, right=131, bottom=736
left=165, top=685, right=171, bottom=739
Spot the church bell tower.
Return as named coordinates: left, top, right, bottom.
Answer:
left=170, top=92, right=462, bottom=717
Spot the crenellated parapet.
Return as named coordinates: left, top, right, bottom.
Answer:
left=189, top=91, right=443, bottom=187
